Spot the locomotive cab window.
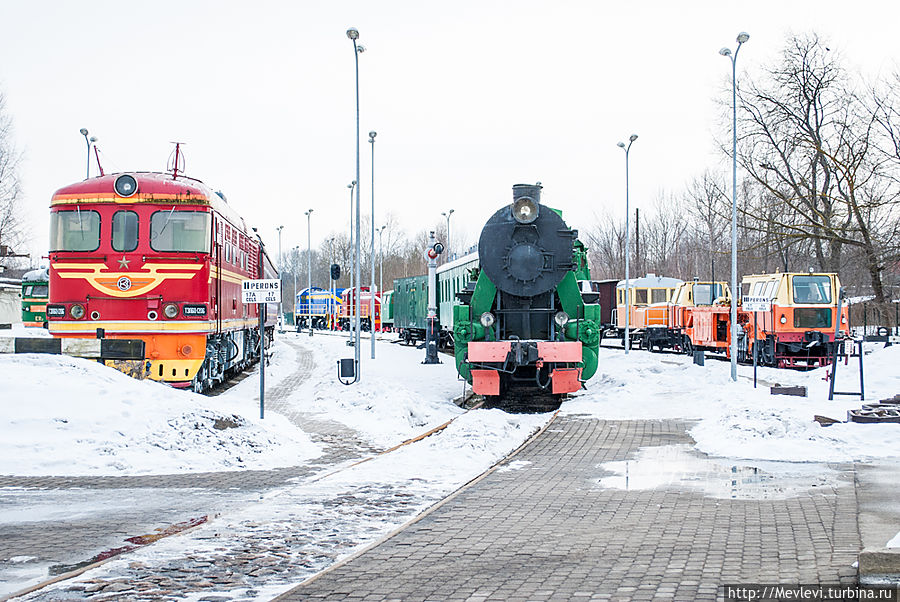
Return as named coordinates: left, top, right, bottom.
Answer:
left=651, top=288, right=667, bottom=304
left=111, top=210, right=139, bottom=252
left=792, top=275, right=831, bottom=304
left=634, top=289, right=649, bottom=305
left=150, top=211, right=211, bottom=253
left=25, top=284, right=49, bottom=297
left=50, top=210, right=101, bottom=252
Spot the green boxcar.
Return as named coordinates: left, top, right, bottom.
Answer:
left=392, top=275, right=429, bottom=344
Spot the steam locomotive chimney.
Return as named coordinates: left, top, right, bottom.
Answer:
left=512, top=183, right=542, bottom=204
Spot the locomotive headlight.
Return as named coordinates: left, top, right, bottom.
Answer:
left=554, top=311, right=570, bottom=328
left=841, top=315, right=847, bottom=324
left=163, top=303, right=179, bottom=319
left=69, top=304, right=85, bottom=319
left=780, top=315, right=787, bottom=324
left=512, top=196, right=539, bottom=224
left=480, top=312, right=495, bottom=328
left=114, top=174, right=138, bottom=198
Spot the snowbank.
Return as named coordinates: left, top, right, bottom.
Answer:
left=563, top=344, right=900, bottom=463
left=0, top=339, right=320, bottom=476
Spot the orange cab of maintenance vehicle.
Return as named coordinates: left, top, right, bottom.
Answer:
left=614, top=274, right=683, bottom=349
left=739, top=272, right=848, bottom=368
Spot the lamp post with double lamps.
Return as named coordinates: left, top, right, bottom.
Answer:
left=304, top=209, right=314, bottom=336
left=347, top=26, right=364, bottom=381
left=617, top=134, right=638, bottom=354
left=79, top=128, right=97, bottom=179
left=720, top=31, right=749, bottom=382
left=369, top=130, right=377, bottom=358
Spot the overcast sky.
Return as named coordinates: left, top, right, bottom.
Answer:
left=2, top=0, right=899, bottom=265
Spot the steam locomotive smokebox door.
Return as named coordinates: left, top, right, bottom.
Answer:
left=338, top=358, right=355, bottom=378
left=478, top=185, right=575, bottom=298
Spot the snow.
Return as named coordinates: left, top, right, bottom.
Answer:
left=0, top=339, right=321, bottom=476
left=563, top=343, right=900, bottom=463
left=888, top=531, right=900, bottom=548
left=291, top=334, right=466, bottom=447
left=3, top=330, right=900, bottom=599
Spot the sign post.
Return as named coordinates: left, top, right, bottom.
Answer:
left=742, top=296, right=771, bottom=388
left=243, top=279, right=281, bottom=418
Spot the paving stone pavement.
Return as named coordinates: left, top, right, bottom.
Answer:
left=0, top=337, right=383, bottom=598
left=277, top=416, right=861, bottom=601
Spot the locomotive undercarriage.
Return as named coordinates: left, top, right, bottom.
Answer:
left=191, top=328, right=264, bottom=393
left=738, top=332, right=840, bottom=369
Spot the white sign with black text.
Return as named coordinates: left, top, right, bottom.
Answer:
left=742, top=295, right=771, bottom=312
left=242, top=279, right=281, bottom=304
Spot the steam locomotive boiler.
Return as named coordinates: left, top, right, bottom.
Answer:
left=453, top=184, right=601, bottom=405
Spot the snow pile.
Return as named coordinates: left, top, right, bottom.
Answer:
left=565, top=344, right=900, bottom=463
left=0, top=348, right=320, bottom=476
left=289, top=334, right=466, bottom=447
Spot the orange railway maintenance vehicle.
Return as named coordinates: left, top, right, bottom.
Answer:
left=46, top=161, right=277, bottom=392
left=611, top=272, right=847, bottom=368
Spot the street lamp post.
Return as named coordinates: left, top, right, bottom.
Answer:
left=720, top=31, right=749, bottom=383
left=347, top=181, right=356, bottom=306
left=378, top=225, right=387, bottom=308
left=292, top=245, right=299, bottom=328
left=347, top=26, right=364, bottom=381
left=369, top=130, right=377, bottom=358
left=441, top=209, right=455, bottom=261
left=305, top=210, right=314, bottom=336
left=276, top=225, right=284, bottom=330
left=79, top=128, right=96, bottom=179
left=617, top=134, right=638, bottom=354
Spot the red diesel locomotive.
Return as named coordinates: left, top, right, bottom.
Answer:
left=46, top=169, right=276, bottom=392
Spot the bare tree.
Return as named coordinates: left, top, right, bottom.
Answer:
left=736, top=33, right=899, bottom=305
left=0, top=92, right=25, bottom=269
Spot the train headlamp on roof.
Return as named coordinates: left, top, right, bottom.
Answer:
left=114, top=174, right=138, bottom=198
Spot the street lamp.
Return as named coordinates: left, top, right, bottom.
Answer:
left=276, top=225, right=284, bottom=330
left=369, top=130, right=377, bottom=358
left=346, top=26, right=363, bottom=381
left=720, top=31, right=749, bottom=383
left=305, top=209, right=314, bottom=336
left=79, top=128, right=96, bottom=179
left=617, top=134, right=638, bottom=354
left=441, top=209, right=455, bottom=261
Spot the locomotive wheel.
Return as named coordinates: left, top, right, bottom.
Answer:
left=683, top=337, right=693, bottom=356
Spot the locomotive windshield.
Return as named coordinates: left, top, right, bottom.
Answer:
left=792, top=275, right=832, bottom=304
left=50, top=210, right=101, bottom=252
left=112, top=210, right=139, bottom=252
left=150, top=210, right=210, bottom=253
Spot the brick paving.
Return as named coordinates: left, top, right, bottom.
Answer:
left=277, top=417, right=860, bottom=601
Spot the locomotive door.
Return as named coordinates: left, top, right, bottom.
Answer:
left=215, top=218, right=222, bottom=334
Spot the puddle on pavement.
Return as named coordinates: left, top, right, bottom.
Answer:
left=596, top=444, right=844, bottom=500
